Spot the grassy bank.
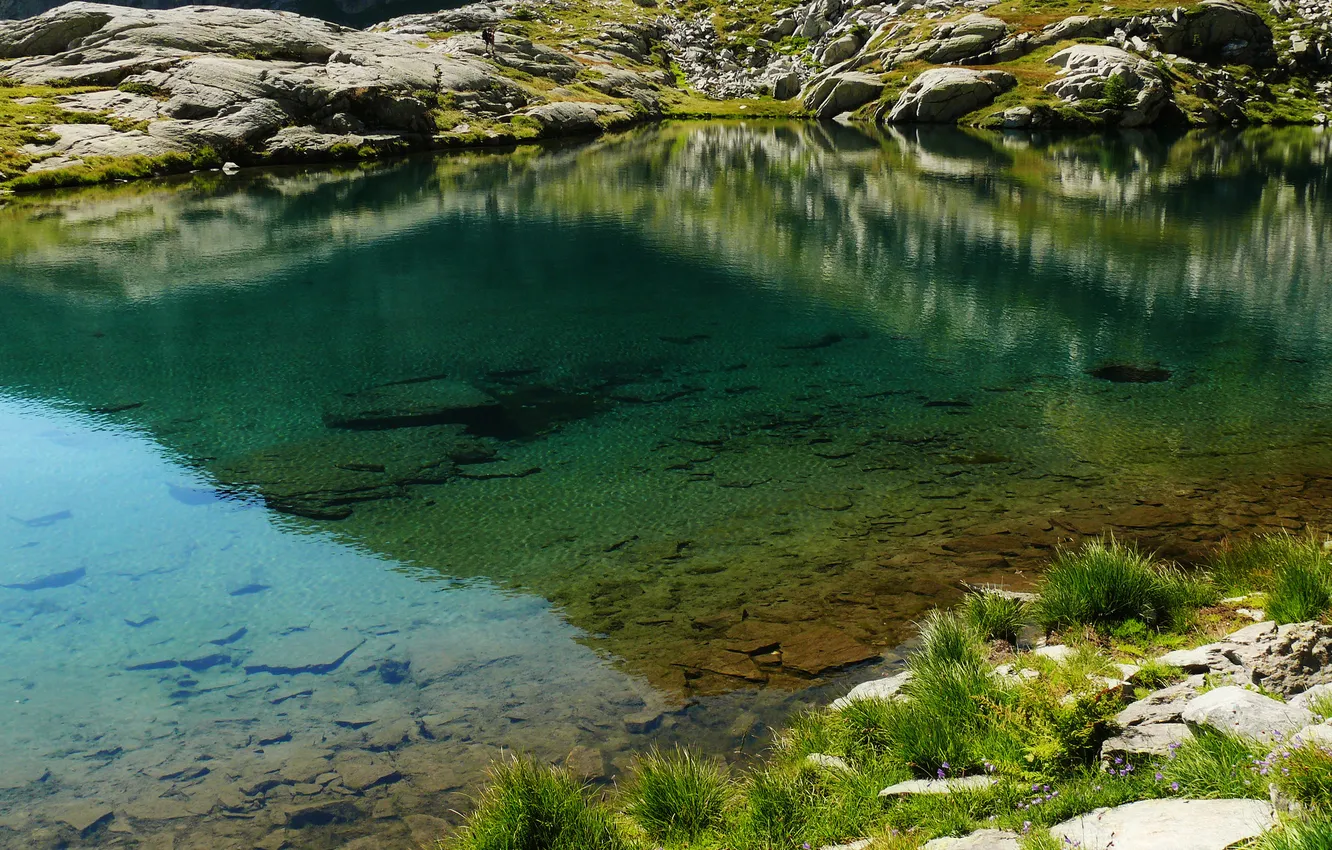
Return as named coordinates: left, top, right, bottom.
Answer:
left=440, top=533, right=1332, bottom=849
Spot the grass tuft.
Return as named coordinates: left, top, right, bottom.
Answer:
left=622, top=747, right=731, bottom=844
left=915, top=609, right=987, bottom=672
left=448, top=755, right=629, bottom=850
left=961, top=591, right=1029, bottom=644
left=1161, top=728, right=1267, bottom=800
left=1036, top=538, right=1212, bottom=632
left=1254, top=813, right=1332, bottom=850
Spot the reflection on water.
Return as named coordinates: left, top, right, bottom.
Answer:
left=1, top=122, right=1331, bottom=848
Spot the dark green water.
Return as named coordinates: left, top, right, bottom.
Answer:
left=1, top=122, right=1331, bottom=849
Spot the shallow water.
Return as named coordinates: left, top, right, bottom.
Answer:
left=1, top=122, right=1331, bottom=849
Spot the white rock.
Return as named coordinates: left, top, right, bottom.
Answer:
left=922, top=829, right=1021, bottom=849
left=221, top=161, right=240, bottom=175
left=1182, top=686, right=1315, bottom=743
left=886, top=66, right=1015, bottom=124
left=1031, top=644, right=1076, bottom=663
left=1100, top=723, right=1192, bottom=760
left=1049, top=798, right=1275, bottom=850
left=830, top=671, right=911, bottom=710
left=821, top=840, right=873, bottom=850
left=805, top=753, right=854, bottom=774
left=1289, top=683, right=1332, bottom=712
left=1292, top=724, right=1332, bottom=748
left=879, top=775, right=996, bottom=796
left=1226, top=621, right=1277, bottom=644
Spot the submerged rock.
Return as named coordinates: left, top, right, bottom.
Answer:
left=1087, top=362, right=1173, bottom=383
left=324, top=378, right=499, bottom=430
left=2, top=565, right=85, bottom=591
left=245, top=630, right=364, bottom=675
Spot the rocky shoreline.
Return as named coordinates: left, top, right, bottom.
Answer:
left=0, top=0, right=1329, bottom=191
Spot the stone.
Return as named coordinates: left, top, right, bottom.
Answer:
left=50, top=802, right=113, bottom=834
left=1100, top=723, right=1192, bottom=761
left=1289, top=682, right=1332, bottom=711
left=821, top=33, right=862, bottom=66
left=779, top=627, right=879, bottom=675
left=332, top=756, right=401, bottom=792
left=324, top=379, right=497, bottom=430
left=1243, top=621, right=1332, bottom=696
left=803, top=71, right=885, bottom=120
left=1116, top=679, right=1205, bottom=726
left=1154, top=0, right=1275, bottom=66
left=1182, top=686, right=1315, bottom=743
left=1045, top=44, right=1169, bottom=127
left=245, top=630, right=364, bottom=675
left=886, top=67, right=1016, bottom=124
left=1157, top=643, right=1238, bottom=673
left=1292, top=724, right=1332, bottom=747
left=830, top=670, right=912, bottom=710
left=404, top=814, right=451, bottom=847
left=564, top=745, right=606, bottom=779
left=805, top=753, right=854, bottom=774
left=771, top=71, right=801, bottom=101
left=879, top=776, right=996, bottom=796
left=822, top=840, right=873, bottom=850
left=922, top=830, right=1021, bottom=849
left=927, top=14, right=1008, bottom=63
left=1048, top=798, right=1275, bottom=850
left=1226, top=620, right=1277, bottom=644
left=1031, top=644, right=1076, bottom=663
left=624, top=708, right=665, bottom=734
left=523, top=101, right=631, bottom=136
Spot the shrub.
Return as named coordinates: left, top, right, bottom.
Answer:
left=1101, top=73, right=1135, bottom=110
left=0, top=76, right=17, bottom=88
left=1267, top=552, right=1332, bottom=624
left=1161, top=728, right=1267, bottom=800
left=450, top=756, right=628, bottom=850
left=961, top=591, right=1029, bottom=644
left=622, top=748, right=731, bottom=843
left=190, top=145, right=221, bottom=169
left=1036, top=538, right=1209, bottom=631
left=1254, top=813, right=1332, bottom=850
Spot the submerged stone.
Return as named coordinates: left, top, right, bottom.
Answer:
left=1087, top=363, right=1172, bottom=383
left=245, top=631, right=364, bottom=676
left=2, top=565, right=85, bottom=591
left=323, top=378, right=500, bottom=430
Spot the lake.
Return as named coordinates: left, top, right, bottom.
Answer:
left=1, top=121, right=1330, bottom=849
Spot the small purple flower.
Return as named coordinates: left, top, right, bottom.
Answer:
left=1171, top=782, right=1180, bottom=791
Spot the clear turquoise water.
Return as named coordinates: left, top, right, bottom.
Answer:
left=1, top=123, right=1331, bottom=848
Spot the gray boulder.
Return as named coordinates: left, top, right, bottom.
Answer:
left=1045, top=44, right=1169, bottom=127
left=803, top=70, right=884, bottom=119
left=820, top=32, right=862, bottom=66
left=523, top=101, right=632, bottom=136
left=1181, top=685, right=1315, bottom=743
left=927, top=14, right=1008, bottom=64
left=1155, top=0, right=1275, bottom=66
left=1100, top=723, right=1193, bottom=761
left=1241, top=621, right=1332, bottom=697
left=830, top=670, right=911, bottom=709
left=886, top=67, right=1015, bottom=124
left=1116, top=677, right=1206, bottom=726
left=922, top=830, right=1021, bottom=849
left=1049, top=798, right=1275, bottom=850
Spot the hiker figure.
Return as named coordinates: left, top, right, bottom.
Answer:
left=481, top=26, right=496, bottom=57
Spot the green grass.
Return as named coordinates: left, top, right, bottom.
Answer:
left=1036, top=538, right=1214, bottom=632
left=621, top=748, right=731, bottom=844
left=1275, top=742, right=1332, bottom=811
left=916, top=609, right=987, bottom=671
left=961, top=591, right=1029, bottom=644
left=1255, top=813, right=1332, bottom=850
left=1161, top=728, right=1268, bottom=800
left=446, top=756, right=630, bottom=850
left=1209, top=534, right=1332, bottom=624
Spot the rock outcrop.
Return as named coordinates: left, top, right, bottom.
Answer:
left=886, top=67, right=1015, bottom=124
left=1045, top=44, right=1171, bottom=128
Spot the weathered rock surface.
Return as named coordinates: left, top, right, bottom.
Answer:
left=886, top=67, right=1015, bottom=124
left=829, top=670, right=911, bottom=710
left=1156, top=0, right=1275, bottom=66
left=1100, top=722, right=1192, bottom=761
left=1045, top=44, right=1170, bottom=127
left=802, top=71, right=884, bottom=119
left=879, top=775, right=996, bottom=796
left=1048, top=798, right=1275, bottom=850
left=922, top=830, right=1021, bottom=850
left=1181, top=685, right=1315, bottom=742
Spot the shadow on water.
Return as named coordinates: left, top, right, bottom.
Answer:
left=1, top=121, right=1332, bottom=848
